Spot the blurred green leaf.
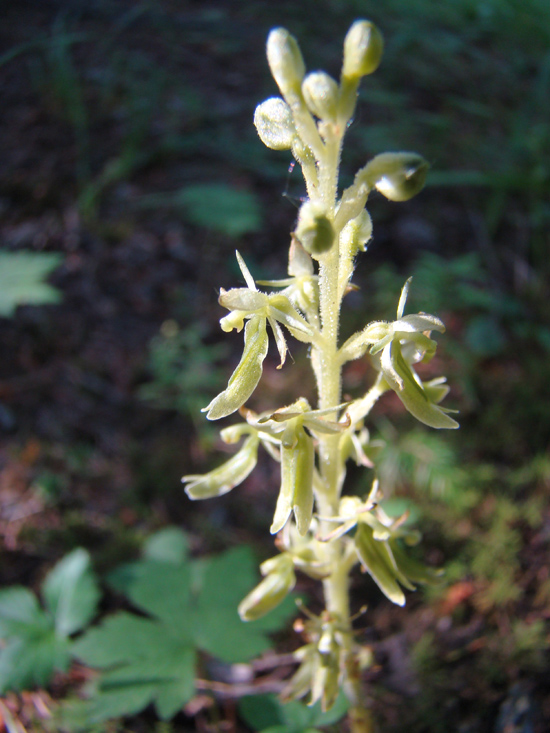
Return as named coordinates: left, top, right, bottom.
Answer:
left=139, top=183, right=262, bottom=238
left=238, top=691, right=348, bottom=732
left=75, top=536, right=296, bottom=723
left=43, top=548, right=101, bottom=637
left=0, top=252, right=63, bottom=317
left=73, top=613, right=196, bottom=722
left=0, top=549, right=98, bottom=693
left=178, top=183, right=262, bottom=237
left=143, top=526, right=190, bottom=565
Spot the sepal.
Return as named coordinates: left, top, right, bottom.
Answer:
left=340, top=210, right=373, bottom=257
left=295, top=201, right=335, bottom=257
left=238, top=553, right=296, bottom=621
left=182, top=433, right=259, bottom=499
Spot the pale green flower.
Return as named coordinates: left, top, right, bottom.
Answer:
left=342, top=278, right=458, bottom=429
left=203, top=252, right=314, bottom=420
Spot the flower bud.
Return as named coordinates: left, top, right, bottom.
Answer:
left=340, top=210, right=373, bottom=256
left=302, top=71, right=339, bottom=121
left=254, top=97, right=296, bottom=150
left=363, top=152, right=429, bottom=202
left=266, top=28, right=306, bottom=99
left=238, top=554, right=296, bottom=621
left=342, top=20, right=384, bottom=79
left=295, top=201, right=335, bottom=257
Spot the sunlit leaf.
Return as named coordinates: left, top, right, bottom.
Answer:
left=0, top=252, right=63, bottom=317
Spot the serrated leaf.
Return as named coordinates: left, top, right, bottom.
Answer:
left=117, top=562, right=193, bottom=641
left=0, top=632, right=70, bottom=693
left=72, top=612, right=196, bottom=721
left=72, top=613, right=172, bottom=668
left=193, top=547, right=295, bottom=663
left=0, top=586, right=46, bottom=637
left=143, top=527, right=189, bottom=564
left=79, top=542, right=295, bottom=724
left=0, top=252, right=63, bottom=317
left=42, top=548, right=100, bottom=636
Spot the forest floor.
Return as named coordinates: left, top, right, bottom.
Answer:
left=1, top=2, right=549, bottom=732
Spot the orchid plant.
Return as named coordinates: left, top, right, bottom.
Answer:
left=183, top=20, right=457, bottom=732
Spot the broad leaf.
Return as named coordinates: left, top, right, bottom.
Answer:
left=0, top=586, right=46, bottom=637
left=239, top=691, right=348, bottom=732
left=109, top=561, right=193, bottom=642
left=0, top=252, right=63, bottom=317
left=73, top=612, right=196, bottom=722
left=143, top=527, right=189, bottom=564
left=42, top=548, right=100, bottom=636
left=177, top=184, right=262, bottom=238
left=193, top=546, right=297, bottom=663
left=76, top=541, right=296, bottom=723
left=0, top=550, right=100, bottom=693
left=0, top=633, right=70, bottom=693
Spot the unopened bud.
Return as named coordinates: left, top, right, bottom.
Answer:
left=267, top=28, right=306, bottom=99
left=363, top=152, right=429, bottom=202
left=295, top=201, right=335, bottom=257
left=254, top=97, right=296, bottom=150
left=340, top=210, right=373, bottom=255
left=342, top=20, right=384, bottom=79
left=238, top=554, right=296, bottom=621
left=302, top=71, right=339, bottom=121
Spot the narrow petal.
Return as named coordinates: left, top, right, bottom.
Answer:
left=203, top=316, right=269, bottom=420
left=396, top=277, right=412, bottom=319
left=354, top=524, right=405, bottom=606
left=183, top=435, right=259, bottom=499
left=236, top=250, right=257, bottom=291
left=380, top=340, right=404, bottom=391
left=390, top=341, right=459, bottom=429
left=394, top=313, right=445, bottom=333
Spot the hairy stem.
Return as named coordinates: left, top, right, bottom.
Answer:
left=312, top=129, right=372, bottom=729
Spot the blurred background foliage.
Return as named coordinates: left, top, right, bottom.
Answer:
left=0, top=0, right=549, bottom=731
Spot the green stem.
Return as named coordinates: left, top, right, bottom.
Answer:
left=311, top=129, right=372, bottom=730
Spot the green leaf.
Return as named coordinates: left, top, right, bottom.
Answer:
left=311, top=690, right=349, bottom=725
left=77, top=542, right=294, bottom=723
left=72, top=613, right=171, bottom=668
left=0, top=586, right=46, bottom=637
left=143, top=527, right=189, bottom=564
left=0, top=252, right=63, bottom=317
left=0, top=632, right=70, bottom=693
left=177, top=183, right=262, bottom=237
left=193, top=547, right=295, bottom=663
left=72, top=612, right=196, bottom=722
left=0, top=550, right=99, bottom=693
left=42, top=548, right=100, bottom=636
left=239, top=694, right=286, bottom=729
left=239, top=692, right=348, bottom=732
left=122, top=562, right=192, bottom=640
